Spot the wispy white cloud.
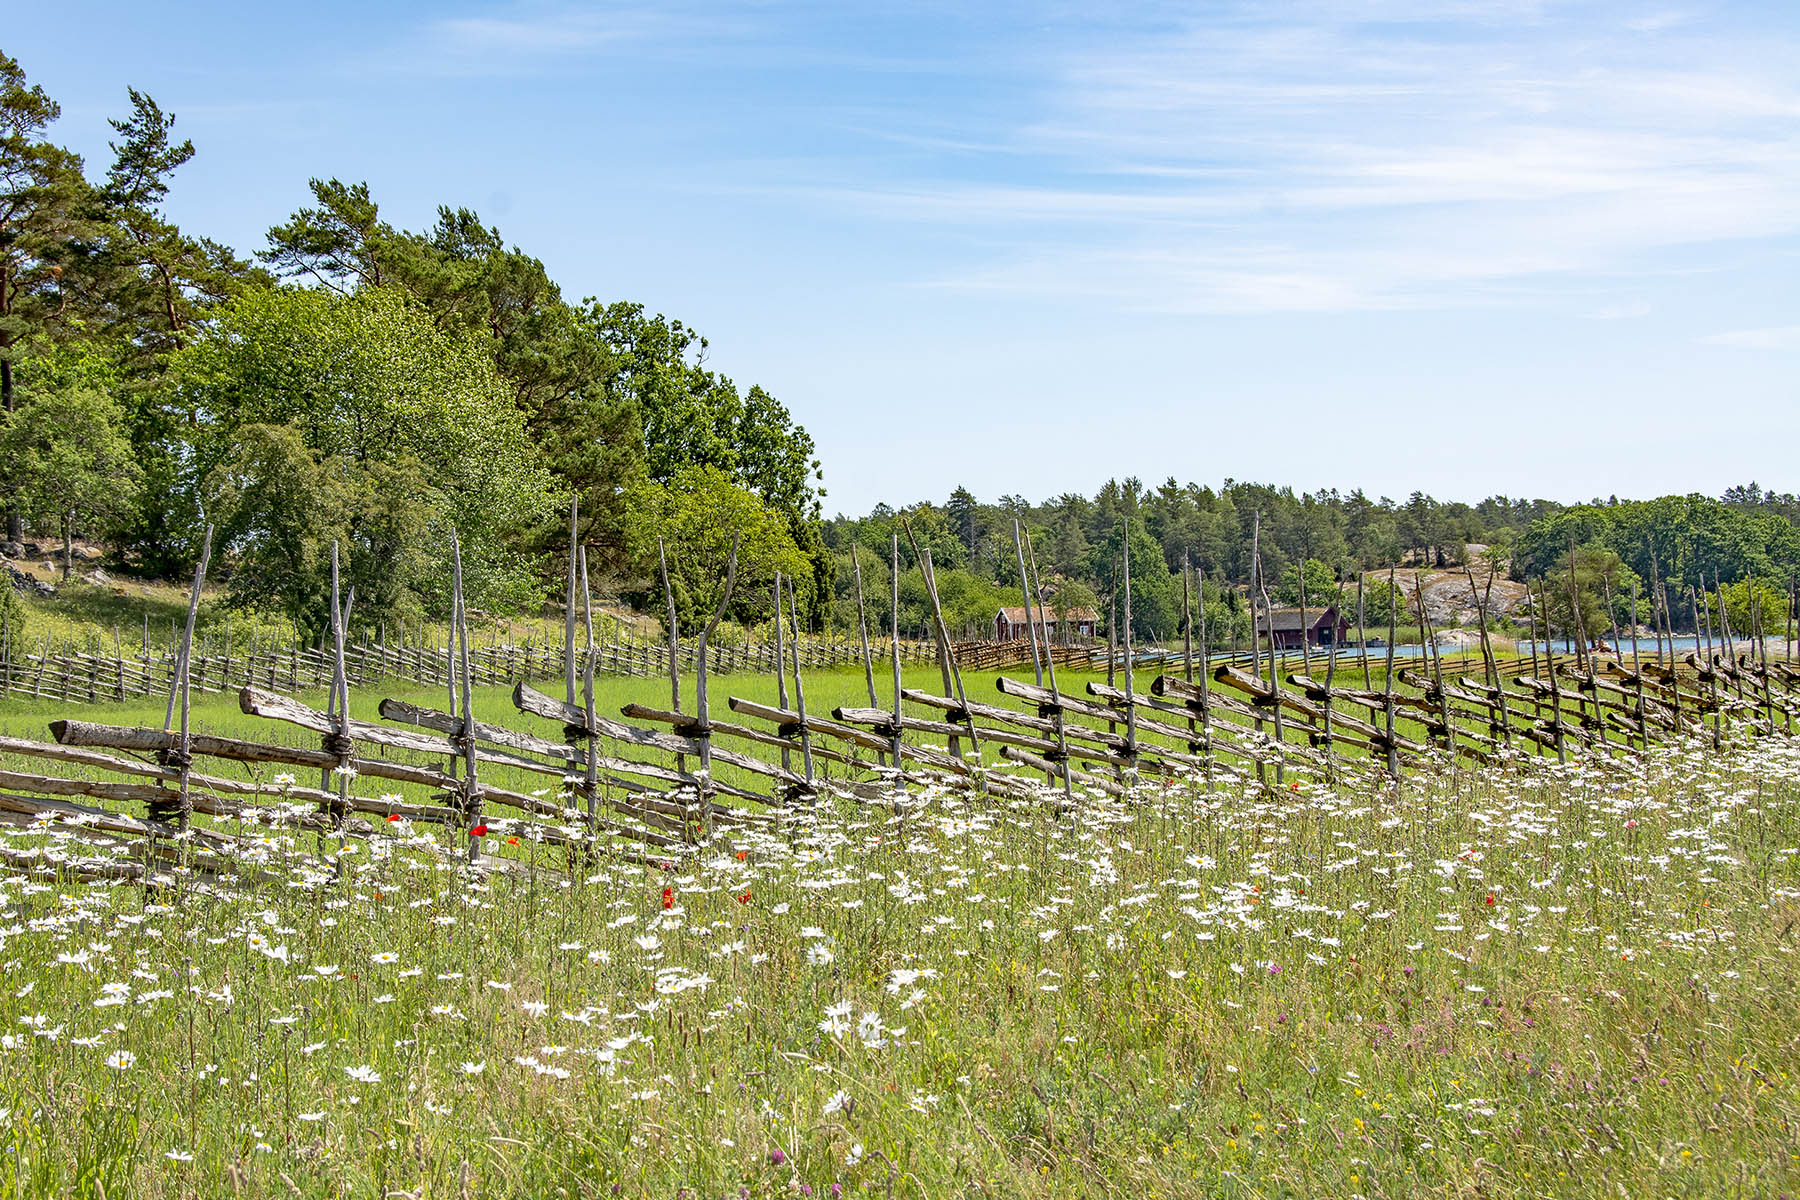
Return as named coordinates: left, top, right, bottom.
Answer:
left=792, top=5, right=1800, bottom=314
left=1702, top=325, right=1800, bottom=350
left=392, top=3, right=730, bottom=76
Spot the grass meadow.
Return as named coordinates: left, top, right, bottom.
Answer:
left=0, top=666, right=1797, bottom=1197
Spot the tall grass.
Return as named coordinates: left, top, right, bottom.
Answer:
left=0, top=707, right=1796, bottom=1197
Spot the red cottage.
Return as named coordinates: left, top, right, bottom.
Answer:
left=993, top=606, right=1100, bottom=644
left=1256, top=605, right=1351, bottom=650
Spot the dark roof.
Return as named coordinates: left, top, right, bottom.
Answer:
left=1255, top=605, right=1343, bottom=632
left=997, top=606, right=1099, bottom=624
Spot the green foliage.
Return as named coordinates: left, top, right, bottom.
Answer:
left=0, top=582, right=26, bottom=646
left=0, top=50, right=91, bottom=456
left=1515, top=495, right=1800, bottom=605
left=1719, top=577, right=1789, bottom=639
left=175, top=286, right=557, bottom=625
left=205, top=424, right=437, bottom=644
left=1356, top=575, right=1408, bottom=629
left=1090, top=518, right=1178, bottom=641
left=0, top=383, right=141, bottom=573
left=1276, top=558, right=1344, bottom=608
left=647, top=466, right=809, bottom=633
left=1538, top=544, right=1642, bottom=643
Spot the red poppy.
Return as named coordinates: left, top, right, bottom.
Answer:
left=385, top=813, right=400, bottom=823
left=1484, top=893, right=1496, bottom=906
left=735, top=850, right=748, bottom=862
left=469, top=824, right=489, bottom=838
left=1289, top=781, right=1299, bottom=792
left=737, top=891, right=752, bottom=905
left=662, top=887, right=675, bottom=910
left=506, top=836, right=520, bottom=846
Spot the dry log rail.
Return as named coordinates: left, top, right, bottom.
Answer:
left=0, top=634, right=944, bottom=706
left=3, top=636, right=1800, bottom=889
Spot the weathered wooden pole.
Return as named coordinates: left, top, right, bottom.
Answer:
left=1601, top=573, right=1638, bottom=752
left=1562, top=552, right=1600, bottom=742
left=1015, top=520, right=1055, bottom=787
left=563, top=497, right=579, bottom=708
left=1383, top=565, right=1400, bottom=778
left=1464, top=560, right=1508, bottom=748
left=1786, top=577, right=1797, bottom=731
left=694, top=535, right=741, bottom=837
left=1716, top=574, right=1745, bottom=705
left=852, top=549, right=879, bottom=708
left=164, top=526, right=213, bottom=842
left=1253, top=518, right=1283, bottom=788
left=1694, top=587, right=1721, bottom=749
left=164, top=527, right=213, bottom=735
left=1013, top=519, right=1044, bottom=688
left=784, top=574, right=815, bottom=787
left=1023, top=524, right=1074, bottom=804
left=1181, top=552, right=1194, bottom=685
left=918, top=547, right=981, bottom=770
left=849, top=548, right=884, bottom=769
left=902, top=520, right=965, bottom=762
left=1535, top=578, right=1568, bottom=762
left=1319, top=566, right=1340, bottom=778
left=1355, top=574, right=1370, bottom=688
left=1647, top=542, right=1667, bottom=668
left=1121, top=522, right=1138, bottom=786
left=326, top=546, right=354, bottom=873
left=1414, top=569, right=1453, bottom=759
left=658, top=537, right=684, bottom=775
left=1296, top=562, right=1312, bottom=678
left=889, top=534, right=906, bottom=789
left=1196, top=567, right=1213, bottom=775
left=772, top=573, right=792, bottom=774
left=1249, top=513, right=1268, bottom=787
left=451, top=530, right=481, bottom=865
left=579, top=546, right=599, bottom=832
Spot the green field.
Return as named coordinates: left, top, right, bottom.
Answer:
left=5, top=663, right=1795, bottom=1198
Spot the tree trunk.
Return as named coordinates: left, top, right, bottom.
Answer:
left=62, top=512, right=73, bottom=580
left=1, top=359, right=17, bottom=542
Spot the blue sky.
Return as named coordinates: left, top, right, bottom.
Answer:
left=11, top=1, right=1799, bottom=516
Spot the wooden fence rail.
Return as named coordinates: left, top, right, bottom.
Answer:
left=0, top=628, right=1792, bottom=895
left=0, top=634, right=947, bottom=707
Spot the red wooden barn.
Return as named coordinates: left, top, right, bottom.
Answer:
left=1256, top=605, right=1351, bottom=650
left=993, top=606, right=1099, bottom=644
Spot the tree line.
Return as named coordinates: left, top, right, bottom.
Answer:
left=818, top=482, right=1800, bottom=648
left=7, top=50, right=1797, bottom=649
left=0, top=51, right=826, bottom=642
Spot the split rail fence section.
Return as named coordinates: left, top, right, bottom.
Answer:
left=2, top=632, right=1793, bottom=889
left=3, top=509, right=1797, bottom=887
left=0, top=631, right=943, bottom=705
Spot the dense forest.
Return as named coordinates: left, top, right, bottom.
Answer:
left=821, top=483, right=1800, bottom=646
left=5, top=52, right=1798, bottom=648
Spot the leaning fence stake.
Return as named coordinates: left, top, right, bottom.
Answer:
left=451, top=531, right=481, bottom=865
left=563, top=497, right=579, bottom=709
left=1023, top=523, right=1073, bottom=805
left=694, top=534, right=740, bottom=840
left=784, top=575, right=815, bottom=788
left=659, top=537, right=684, bottom=775
left=325, top=547, right=355, bottom=876
left=889, top=534, right=906, bottom=795
left=851, top=548, right=884, bottom=770
left=161, top=526, right=213, bottom=860
left=580, top=546, right=600, bottom=839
